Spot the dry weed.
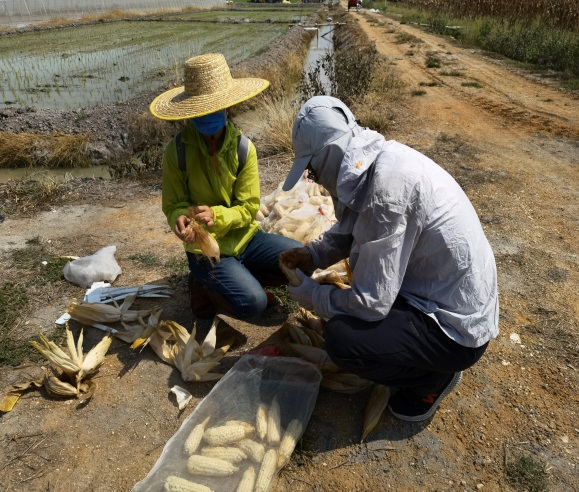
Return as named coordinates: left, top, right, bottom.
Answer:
left=248, top=96, right=300, bottom=160
left=0, top=132, right=90, bottom=169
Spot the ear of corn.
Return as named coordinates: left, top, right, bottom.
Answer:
left=361, top=384, right=391, bottom=442
left=266, top=398, right=281, bottom=445
left=236, top=466, right=256, bottom=492
left=200, top=446, right=247, bottom=464
left=236, top=438, right=265, bottom=463
left=285, top=322, right=312, bottom=346
left=279, top=259, right=301, bottom=286
left=224, top=420, right=255, bottom=434
left=163, top=475, right=214, bottom=492
left=67, top=295, right=151, bottom=325
left=186, top=454, right=239, bottom=477
left=203, top=424, right=249, bottom=447
left=277, top=419, right=304, bottom=467
left=184, top=416, right=211, bottom=455
left=255, top=448, right=278, bottom=492
left=256, top=403, right=268, bottom=440
left=186, top=214, right=220, bottom=265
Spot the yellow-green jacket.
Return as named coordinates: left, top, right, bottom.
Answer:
left=161, top=121, right=261, bottom=257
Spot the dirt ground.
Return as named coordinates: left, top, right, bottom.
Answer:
left=1, top=7, right=578, bottom=492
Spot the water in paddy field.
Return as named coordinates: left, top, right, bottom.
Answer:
left=0, top=0, right=225, bottom=28
left=304, top=23, right=334, bottom=95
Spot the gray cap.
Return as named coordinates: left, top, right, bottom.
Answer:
left=282, top=96, right=358, bottom=191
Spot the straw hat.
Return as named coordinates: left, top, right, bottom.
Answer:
left=150, top=53, right=269, bottom=121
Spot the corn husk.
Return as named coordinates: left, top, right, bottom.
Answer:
left=361, top=384, right=391, bottom=442
left=67, top=291, right=151, bottom=326
left=284, top=322, right=312, bottom=346
left=146, top=316, right=233, bottom=382
left=115, top=306, right=163, bottom=346
left=186, top=209, right=220, bottom=265
left=297, top=308, right=325, bottom=335
left=289, top=343, right=339, bottom=373
left=0, top=375, right=44, bottom=412
left=29, top=324, right=111, bottom=398
left=321, top=372, right=374, bottom=394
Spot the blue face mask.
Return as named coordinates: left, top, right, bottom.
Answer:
left=190, top=110, right=227, bottom=136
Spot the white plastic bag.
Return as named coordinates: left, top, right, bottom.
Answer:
left=63, top=245, right=122, bottom=288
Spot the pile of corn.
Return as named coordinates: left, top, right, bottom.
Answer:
left=163, top=397, right=306, bottom=492
left=287, top=308, right=391, bottom=443
left=257, top=179, right=335, bottom=245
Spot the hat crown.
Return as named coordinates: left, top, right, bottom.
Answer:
left=292, top=96, right=357, bottom=159
left=184, top=53, right=234, bottom=97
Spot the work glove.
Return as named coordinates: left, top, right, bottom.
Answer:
left=287, top=269, right=318, bottom=312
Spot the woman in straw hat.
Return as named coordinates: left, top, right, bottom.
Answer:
left=150, top=53, right=302, bottom=321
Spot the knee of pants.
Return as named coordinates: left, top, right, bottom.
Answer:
left=230, top=290, right=268, bottom=320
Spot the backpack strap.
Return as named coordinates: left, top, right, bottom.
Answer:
left=237, top=134, right=250, bottom=173
left=176, top=132, right=186, bottom=172
left=176, top=132, right=250, bottom=175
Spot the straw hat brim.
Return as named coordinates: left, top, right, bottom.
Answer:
left=150, top=78, right=270, bottom=120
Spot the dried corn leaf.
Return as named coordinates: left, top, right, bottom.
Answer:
left=67, top=291, right=151, bottom=326
left=289, top=343, right=339, bottom=373
left=322, top=372, right=374, bottom=394
left=361, top=384, right=391, bottom=442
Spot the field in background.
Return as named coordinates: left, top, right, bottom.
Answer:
left=0, top=8, right=312, bottom=110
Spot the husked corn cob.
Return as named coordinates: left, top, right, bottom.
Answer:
left=186, top=454, right=239, bottom=477
left=164, top=475, right=213, bottom=492
left=184, top=416, right=211, bottom=455
left=203, top=424, right=249, bottom=447
left=236, top=466, right=256, bottom=492
left=256, top=403, right=268, bottom=440
left=200, top=446, right=247, bottom=464
left=236, top=438, right=265, bottom=462
left=225, top=420, right=255, bottom=434
left=266, top=398, right=281, bottom=444
left=277, top=419, right=304, bottom=467
left=255, top=448, right=278, bottom=492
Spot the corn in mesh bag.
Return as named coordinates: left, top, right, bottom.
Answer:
left=131, top=355, right=322, bottom=492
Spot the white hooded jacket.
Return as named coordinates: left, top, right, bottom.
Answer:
left=305, top=127, right=499, bottom=348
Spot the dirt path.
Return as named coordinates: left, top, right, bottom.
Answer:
left=1, top=8, right=578, bottom=492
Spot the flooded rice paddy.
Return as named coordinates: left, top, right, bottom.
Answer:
left=0, top=9, right=310, bottom=110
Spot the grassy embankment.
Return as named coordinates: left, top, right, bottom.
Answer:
left=365, top=0, right=579, bottom=89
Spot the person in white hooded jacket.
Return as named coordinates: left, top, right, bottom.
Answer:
left=280, top=96, right=499, bottom=422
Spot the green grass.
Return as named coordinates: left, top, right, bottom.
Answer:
left=419, top=81, right=441, bottom=87
left=425, top=53, right=441, bottom=68
left=505, top=454, right=549, bottom=492
left=164, top=256, right=189, bottom=278
left=267, top=285, right=300, bottom=312
left=129, top=252, right=163, bottom=268
left=411, top=89, right=427, bottom=96
left=462, top=81, right=483, bottom=88
left=378, top=4, right=579, bottom=79
left=440, top=69, right=462, bottom=76
left=1, top=240, right=72, bottom=366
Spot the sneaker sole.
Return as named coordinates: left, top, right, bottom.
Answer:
left=388, top=372, right=463, bottom=422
